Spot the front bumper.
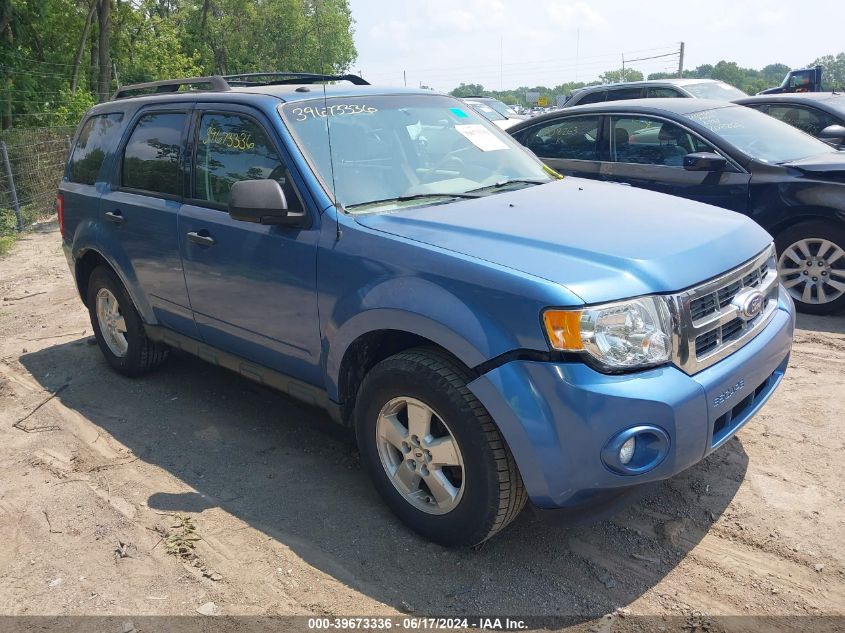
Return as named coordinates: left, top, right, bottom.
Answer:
left=467, top=286, right=795, bottom=510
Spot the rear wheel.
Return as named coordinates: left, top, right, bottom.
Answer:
left=355, top=348, right=526, bottom=546
left=776, top=221, right=845, bottom=315
left=86, top=266, right=168, bottom=376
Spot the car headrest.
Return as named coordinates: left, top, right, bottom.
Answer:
left=614, top=128, right=630, bottom=145
left=658, top=123, right=683, bottom=142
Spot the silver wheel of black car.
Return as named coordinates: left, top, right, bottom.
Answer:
left=775, top=221, right=845, bottom=315
left=375, top=396, right=465, bottom=515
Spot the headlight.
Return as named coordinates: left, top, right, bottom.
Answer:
left=543, top=297, right=673, bottom=371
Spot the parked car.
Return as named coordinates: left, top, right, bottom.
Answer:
left=509, top=98, right=845, bottom=314
left=461, top=97, right=526, bottom=129
left=734, top=93, right=845, bottom=149
left=59, top=75, right=794, bottom=546
left=565, top=79, right=747, bottom=108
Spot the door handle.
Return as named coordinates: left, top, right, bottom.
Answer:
left=104, top=210, right=124, bottom=224
left=187, top=231, right=216, bottom=247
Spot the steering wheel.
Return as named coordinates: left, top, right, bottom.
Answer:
left=429, top=146, right=473, bottom=174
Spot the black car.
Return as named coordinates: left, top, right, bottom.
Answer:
left=734, top=93, right=845, bottom=149
left=508, top=98, right=845, bottom=314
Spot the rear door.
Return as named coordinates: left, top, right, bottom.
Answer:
left=602, top=114, right=750, bottom=212
left=512, top=114, right=605, bottom=180
left=100, top=107, right=198, bottom=336
left=178, top=103, right=322, bottom=384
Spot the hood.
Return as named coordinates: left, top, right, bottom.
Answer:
left=782, top=151, right=845, bottom=175
left=355, top=178, right=773, bottom=304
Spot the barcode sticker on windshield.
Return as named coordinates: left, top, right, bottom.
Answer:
left=454, top=124, right=509, bottom=152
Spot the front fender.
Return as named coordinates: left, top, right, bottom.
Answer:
left=323, top=278, right=504, bottom=402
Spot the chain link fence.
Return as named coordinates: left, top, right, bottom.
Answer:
left=0, top=126, right=75, bottom=245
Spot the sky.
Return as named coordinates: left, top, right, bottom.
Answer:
left=346, top=0, right=841, bottom=92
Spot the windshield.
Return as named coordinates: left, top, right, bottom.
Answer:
left=685, top=105, right=837, bottom=163
left=482, top=98, right=519, bottom=117
left=684, top=82, right=748, bottom=100
left=464, top=100, right=507, bottom=121
left=824, top=95, right=845, bottom=116
left=280, top=94, right=553, bottom=212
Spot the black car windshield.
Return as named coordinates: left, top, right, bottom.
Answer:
left=685, top=105, right=837, bottom=163
left=279, top=94, right=553, bottom=212
left=683, top=82, right=747, bottom=100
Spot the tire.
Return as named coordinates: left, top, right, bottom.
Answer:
left=354, top=347, right=527, bottom=546
left=86, top=266, right=168, bottom=376
left=775, top=221, right=845, bottom=315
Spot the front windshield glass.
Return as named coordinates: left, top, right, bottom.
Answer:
left=685, top=105, right=837, bottom=163
left=483, top=98, right=519, bottom=117
left=464, top=100, right=507, bottom=121
left=280, top=95, right=553, bottom=212
left=684, top=82, right=748, bottom=100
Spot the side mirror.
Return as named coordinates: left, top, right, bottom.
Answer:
left=818, top=124, right=845, bottom=146
left=228, top=179, right=306, bottom=227
left=683, top=152, right=727, bottom=172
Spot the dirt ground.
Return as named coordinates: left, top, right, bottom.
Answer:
left=0, top=223, right=843, bottom=632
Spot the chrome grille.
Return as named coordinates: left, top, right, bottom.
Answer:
left=671, top=246, right=779, bottom=375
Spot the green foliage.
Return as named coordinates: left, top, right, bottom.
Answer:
left=812, top=53, right=845, bottom=91
left=0, top=0, right=358, bottom=130
left=599, top=68, right=644, bottom=84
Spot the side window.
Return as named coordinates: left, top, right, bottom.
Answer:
left=194, top=113, right=296, bottom=207
left=646, top=87, right=682, bottom=98
left=765, top=105, right=837, bottom=137
left=523, top=116, right=600, bottom=160
left=68, top=113, right=124, bottom=185
left=122, top=112, right=187, bottom=196
left=610, top=116, right=712, bottom=166
left=576, top=91, right=606, bottom=105
left=604, top=88, right=643, bottom=102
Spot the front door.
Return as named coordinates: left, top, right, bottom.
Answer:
left=179, top=105, right=322, bottom=385
left=602, top=115, right=750, bottom=213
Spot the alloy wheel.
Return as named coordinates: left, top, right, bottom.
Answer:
left=778, top=237, right=845, bottom=305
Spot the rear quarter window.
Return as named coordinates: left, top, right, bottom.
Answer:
left=68, top=113, right=124, bottom=185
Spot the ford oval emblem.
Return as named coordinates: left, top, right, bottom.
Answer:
left=733, top=289, right=765, bottom=320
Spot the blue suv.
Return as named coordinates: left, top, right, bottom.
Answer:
left=58, top=73, right=795, bottom=546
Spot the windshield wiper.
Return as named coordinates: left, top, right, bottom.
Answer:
left=345, top=192, right=482, bottom=210
left=467, top=179, right=548, bottom=194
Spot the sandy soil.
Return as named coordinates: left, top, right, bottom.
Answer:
left=0, top=224, right=843, bottom=632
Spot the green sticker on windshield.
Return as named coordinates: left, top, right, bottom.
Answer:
left=449, top=107, right=469, bottom=118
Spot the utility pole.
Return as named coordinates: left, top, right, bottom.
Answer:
left=403, top=70, right=407, bottom=87
left=621, top=54, right=626, bottom=82
left=678, top=42, right=685, bottom=78
left=500, top=35, right=503, bottom=91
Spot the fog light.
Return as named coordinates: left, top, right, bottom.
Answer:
left=619, top=436, right=636, bottom=464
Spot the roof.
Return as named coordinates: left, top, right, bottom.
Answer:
left=734, top=92, right=845, bottom=104
left=573, top=78, right=726, bottom=93
left=90, top=83, right=439, bottom=113
left=556, top=97, right=736, bottom=115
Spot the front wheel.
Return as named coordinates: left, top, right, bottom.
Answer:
left=775, top=221, right=845, bottom=315
left=354, top=348, right=526, bottom=546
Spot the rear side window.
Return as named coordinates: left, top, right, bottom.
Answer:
left=68, top=113, right=124, bottom=185
left=122, top=112, right=187, bottom=196
left=646, top=87, right=682, bottom=98
left=576, top=91, right=606, bottom=105
left=604, top=88, right=643, bottom=102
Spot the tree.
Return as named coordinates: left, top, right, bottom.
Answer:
left=450, top=83, right=486, bottom=97
left=598, top=68, right=643, bottom=84
left=812, top=53, right=845, bottom=91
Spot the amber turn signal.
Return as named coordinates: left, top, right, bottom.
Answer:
left=542, top=310, right=584, bottom=351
